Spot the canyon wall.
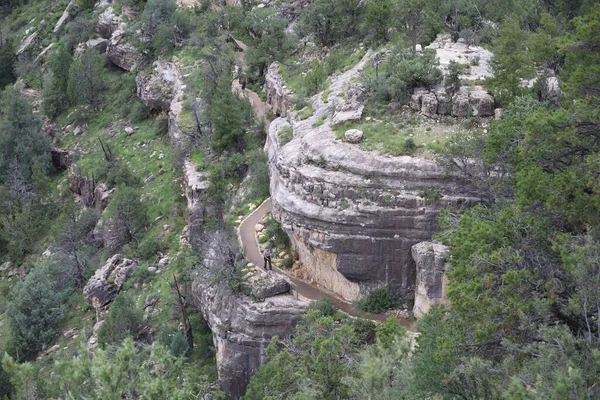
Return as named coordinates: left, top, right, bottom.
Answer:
left=266, top=55, right=479, bottom=302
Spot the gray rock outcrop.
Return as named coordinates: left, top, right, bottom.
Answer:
left=411, top=242, right=450, bottom=317
left=107, top=29, right=144, bottom=71
left=136, top=59, right=178, bottom=110
left=193, top=273, right=307, bottom=398
left=53, top=1, right=75, bottom=35
left=426, top=33, right=493, bottom=81
left=97, top=6, right=123, bottom=38
left=268, top=53, right=480, bottom=301
left=17, top=32, right=38, bottom=55
left=412, top=86, right=495, bottom=118
left=83, top=254, right=138, bottom=307
left=250, top=273, right=291, bottom=299
left=51, top=148, right=71, bottom=171
left=75, top=38, right=109, bottom=55
left=68, top=173, right=111, bottom=209
left=264, top=63, right=294, bottom=116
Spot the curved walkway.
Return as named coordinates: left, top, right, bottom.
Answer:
left=233, top=40, right=408, bottom=326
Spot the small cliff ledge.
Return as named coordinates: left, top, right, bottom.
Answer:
left=267, top=54, right=479, bottom=302
left=193, top=272, right=307, bottom=398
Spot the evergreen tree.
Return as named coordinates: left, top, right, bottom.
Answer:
left=68, top=48, right=106, bottom=110
left=6, top=266, right=67, bottom=360
left=0, top=40, right=16, bottom=89
left=0, top=86, right=50, bottom=181
left=209, top=76, right=247, bottom=155
left=42, top=46, right=72, bottom=118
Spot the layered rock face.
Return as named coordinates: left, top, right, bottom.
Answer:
left=107, top=29, right=144, bottom=71
left=268, top=54, right=479, bottom=301
left=193, top=264, right=307, bottom=399
left=411, top=242, right=450, bottom=317
left=264, top=63, right=294, bottom=117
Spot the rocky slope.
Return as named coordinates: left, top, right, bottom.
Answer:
left=267, top=54, right=480, bottom=302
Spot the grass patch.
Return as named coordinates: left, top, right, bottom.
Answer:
left=278, top=126, right=293, bottom=145
left=297, top=106, right=314, bottom=120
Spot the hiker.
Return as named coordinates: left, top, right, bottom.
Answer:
left=239, top=76, right=247, bottom=91
left=263, top=248, right=272, bottom=270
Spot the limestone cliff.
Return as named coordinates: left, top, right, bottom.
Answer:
left=267, top=54, right=480, bottom=302
left=411, top=241, right=450, bottom=317
left=192, top=266, right=307, bottom=398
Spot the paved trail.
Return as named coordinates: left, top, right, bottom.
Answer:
left=234, top=40, right=409, bottom=326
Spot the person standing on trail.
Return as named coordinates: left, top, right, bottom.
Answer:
left=263, top=248, right=272, bottom=270
left=239, top=76, right=247, bottom=91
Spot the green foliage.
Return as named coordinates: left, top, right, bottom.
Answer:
left=158, top=325, right=190, bottom=357
left=97, top=294, right=144, bottom=347
left=488, top=17, right=533, bottom=105
left=0, top=41, right=16, bottom=89
left=246, top=151, right=270, bottom=202
left=105, top=185, right=148, bottom=244
left=68, top=48, right=106, bottom=110
left=138, top=233, right=168, bottom=260
left=299, top=0, right=364, bottom=46
left=308, top=298, right=338, bottom=317
left=277, top=125, right=293, bottom=145
left=0, top=86, right=50, bottom=181
left=355, top=285, right=395, bottom=314
left=209, top=76, right=248, bottom=154
left=365, top=0, right=395, bottom=42
left=303, top=62, right=327, bottom=96
left=63, top=16, right=95, bottom=51
left=366, top=48, right=442, bottom=104
left=6, top=266, right=67, bottom=360
left=445, top=60, right=468, bottom=96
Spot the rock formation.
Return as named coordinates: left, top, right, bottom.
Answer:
left=411, top=242, right=450, bottom=317
left=53, top=1, right=75, bottom=36
left=67, top=173, right=111, bottom=209
left=425, top=33, right=493, bottom=81
left=75, top=38, right=109, bottom=55
left=264, top=63, right=294, bottom=117
left=97, top=6, right=124, bottom=39
left=136, top=59, right=178, bottom=111
left=268, top=53, right=480, bottom=301
left=107, top=29, right=144, bottom=72
left=410, top=86, right=495, bottom=118
left=83, top=254, right=138, bottom=307
left=193, top=271, right=307, bottom=398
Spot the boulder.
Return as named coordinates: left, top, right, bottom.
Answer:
left=541, top=76, right=560, bottom=107
left=75, top=38, right=109, bottom=55
left=97, top=6, right=124, bottom=39
left=83, top=254, right=138, bottom=307
left=136, top=59, right=177, bottom=111
left=468, top=89, right=495, bottom=117
left=494, top=108, right=503, bottom=120
left=411, top=242, right=450, bottom=317
left=107, top=30, right=144, bottom=72
left=410, top=88, right=429, bottom=111
left=344, top=129, right=363, bottom=143
left=420, top=93, right=438, bottom=117
left=250, top=273, right=291, bottom=298
left=452, top=93, right=470, bottom=117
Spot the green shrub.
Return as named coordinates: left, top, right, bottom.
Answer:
left=418, top=188, right=441, bottom=205
left=278, top=126, right=293, bottom=145
left=158, top=325, right=190, bottom=357
left=130, top=101, right=150, bottom=123
left=97, top=294, right=144, bottom=347
left=297, top=106, right=314, bottom=120
left=309, top=298, right=338, bottom=317
left=352, top=318, right=377, bottom=345
left=138, top=234, right=168, bottom=260
left=403, top=138, right=417, bottom=155
left=155, top=114, right=169, bottom=136
left=246, top=151, right=270, bottom=202
left=355, top=285, right=395, bottom=314
left=6, top=266, right=67, bottom=360
left=303, top=63, right=327, bottom=96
